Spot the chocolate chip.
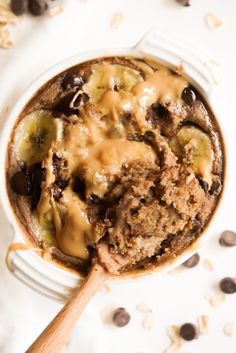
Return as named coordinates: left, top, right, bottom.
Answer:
left=180, top=323, right=197, bottom=341
left=143, top=131, right=155, bottom=145
left=219, top=230, right=236, bottom=247
left=127, top=133, right=144, bottom=142
left=52, top=154, right=61, bottom=176
left=197, top=177, right=208, bottom=193
left=130, top=206, right=140, bottom=215
left=112, top=308, right=130, bottom=327
left=176, top=0, right=191, bottom=6
left=30, top=165, right=45, bottom=190
left=53, top=92, right=79, bottom=116
left=181, top=87, right=196, bottom=106
left=220, top=277, right=236, bottom=294
left=10, top=170, right=32, bottom=196
left=10, top=0, right=27, bottom=15
left=190, top=218, right=202, bottom=235
left=146, top=103, right=170, bottom=129
left=73, top=176, right=86, bottom=201
left=210, top=179, right=222, bottom=196
left=61, top=73, right=84, bottom=91
left=28, top=0, right=48, bottom=16
left=122, top=112, right=132, bottom=123
left=56, top=178, right=69, bottom=190
left=88, top=193, right=101, bottom=204
left=152, top=103, right=169, bottom=119
left=51, top=184, right=62, bottom=201
left=183, top=253, right=200, bottom=268
left=73, top=92, right=89, bottom=107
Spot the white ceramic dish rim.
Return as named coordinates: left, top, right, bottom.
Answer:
left=0, top=29, right=227, bottom=302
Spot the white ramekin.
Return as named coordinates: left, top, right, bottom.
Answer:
left=0, top=29, right=226, bottom=302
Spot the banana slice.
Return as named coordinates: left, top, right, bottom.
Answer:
left=83, top=63, right=143, bottom=104
left=14, top=110, right=57, bottom=166
left=32, top=209, right=56, bottom=246
left=169, top=125, right=214, bottom=186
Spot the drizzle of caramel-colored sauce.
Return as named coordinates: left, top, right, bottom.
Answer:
left=36, top=59, right=188, bottom=260
left=5, top=243, right=42, bottom=270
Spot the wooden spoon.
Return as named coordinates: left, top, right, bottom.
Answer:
left=26, top=263, right=107, bottom=353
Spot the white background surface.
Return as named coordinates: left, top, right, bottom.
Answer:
left=0, top=0, right=236, bottom=352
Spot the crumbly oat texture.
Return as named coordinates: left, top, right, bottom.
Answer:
left=0, top=0, right=18, bottom=49
left=7, top=56, right=224, bottom=275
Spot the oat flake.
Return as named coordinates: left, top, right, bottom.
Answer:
left=223, top=322, right=235, bottom=336
left=175, top=62, right=185, bottom=75
left=142, top=313, right=154, bottom=330
left=100, top=284, right=111, bottom=294
left=205, top=13, right=222, bottom=30
left=208, top=294, right=225, bottom=308
left=48, top=5, right=64, bottom=17
left=168, top=266, right=184, bottom=276
left=0, top=0, right=19, bottom=49
left=198, top=315, right=209, bottom=335
left=136, top=303, right=152, bottom=314
left=110, top=12, right=124, bottom=29
left=203, top=259, right=214, bottom=271
left=204, top=60, right=222, bottom=85
left=165, top=326, right=182, bottom=353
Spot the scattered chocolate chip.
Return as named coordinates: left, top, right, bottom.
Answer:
left=73, top=176, right=86, bottom=201
left=28, top=0, right=48, bottom=16
left=61, top=73, right=84, bottom=91
left=183, top=253, right=200, bottom=268
left=176, top=0, right=191, bottom=7
left=180, top=323, right=197, bottom=341
left=10, top=170, right=32, bottom=196
left=127, top=133, right=144, bottom=142
left=73, top=92, right=89, bottom=107
left=112, top=308, right=130, bottom=327
left=143, top=131, right=155, bottom=145
left=219, top=230, right=236, bottom=247
left=10, top=0, right=27, bottom=15
left=181, top=87, right=196, bottom=106
left=220, top=277, right=236, bottom=294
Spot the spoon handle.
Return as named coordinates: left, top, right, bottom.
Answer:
left=26, top=263, right=106, bottom=353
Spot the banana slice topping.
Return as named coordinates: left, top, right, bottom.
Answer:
left=14, top=110, right=58, bottom=166
left=83, top=63, right=143, bottom=104
left=169, top=125, right=214, bottom=187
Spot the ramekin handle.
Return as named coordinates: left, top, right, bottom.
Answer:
left=6, top=236, right=81, bottom=302
left=135, top=28, right=217, bottom=95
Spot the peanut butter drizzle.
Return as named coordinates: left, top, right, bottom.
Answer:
left=5, top=243, right=42, bottom=269
left=37, top=147, right=55, bottom=222
left=96, top=63, right=187, bottom=131
left=64, top=134, right=156, bottom=196
left=37, top=59, right=188, bottom=260
left=55, top=188, right=92, bottom=259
